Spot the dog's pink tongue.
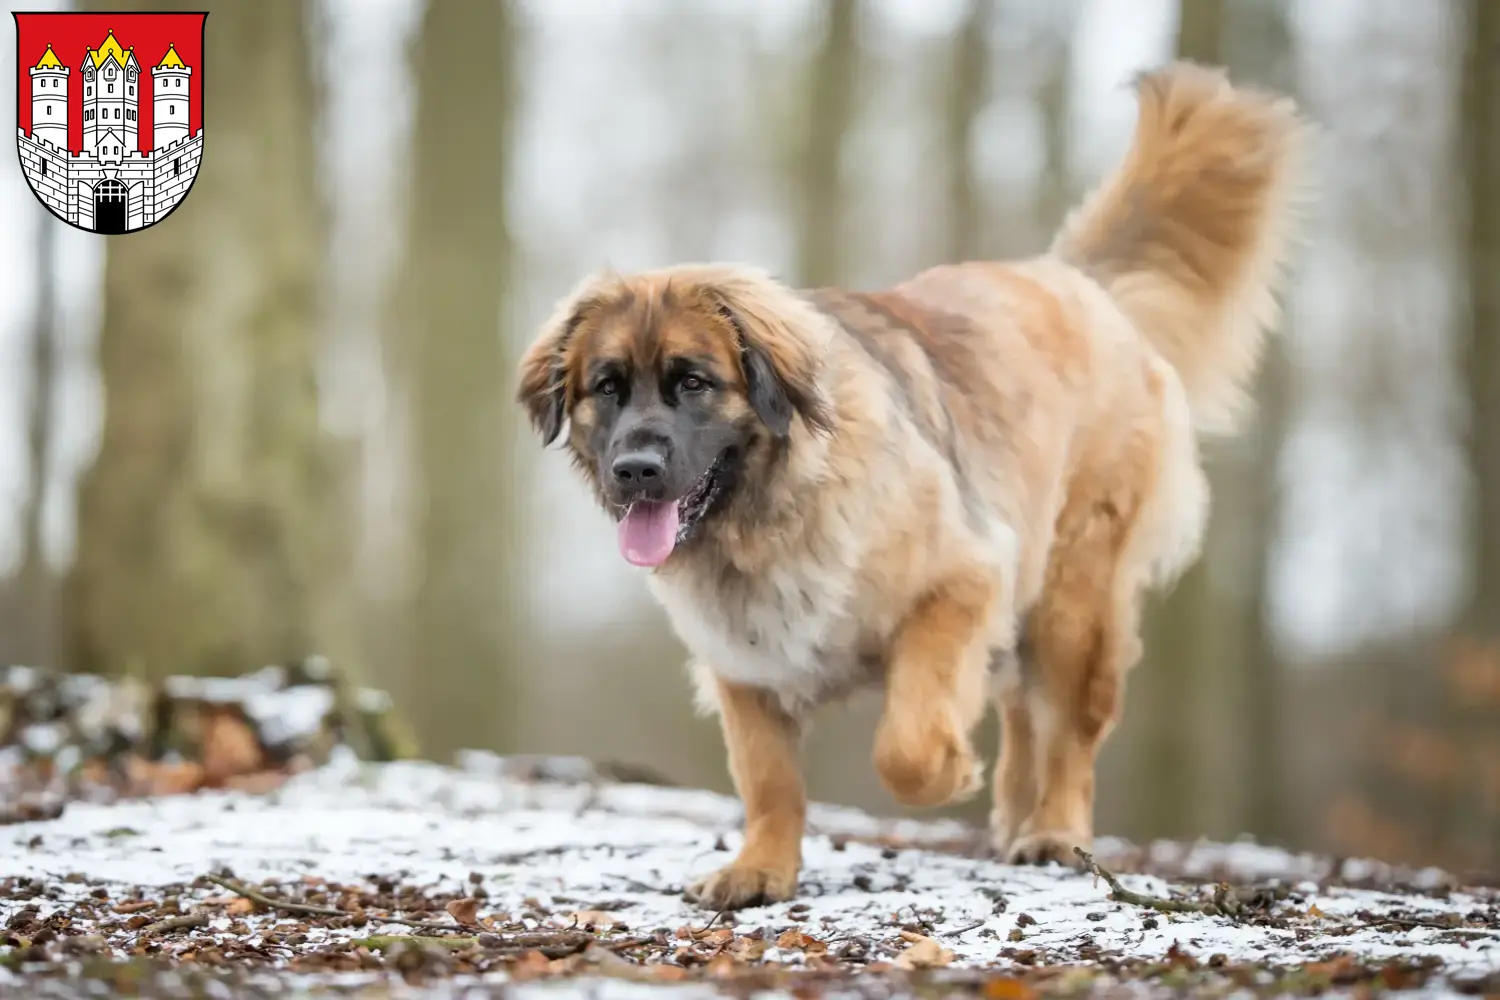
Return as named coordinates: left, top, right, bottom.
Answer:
left=618, top=501, right=680, bottom=567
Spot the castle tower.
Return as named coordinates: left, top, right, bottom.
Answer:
left=28, top=44, right=69, bottom=150
left=81, top=30, right=140, bottom=156
left=151, top=44, right=191, bottom=150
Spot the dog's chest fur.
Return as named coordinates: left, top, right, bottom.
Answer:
left=647, top=550, right=875, bottom=712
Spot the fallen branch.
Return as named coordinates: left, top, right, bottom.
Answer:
left=199, top=874, right=464, bottom=934
left=354, top=931, right=658, bottom=960
left=1073, top=848, right=1221, bottom=915
left=141, top=911, right=209, bottom=935
left=201, top=874, right=343, bottom=917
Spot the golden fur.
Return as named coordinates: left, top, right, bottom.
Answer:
left=517, top=62, right=1309, bottom=909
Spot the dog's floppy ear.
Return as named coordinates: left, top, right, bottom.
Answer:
left=708, top=284, right=834, bottom=440
left=516, top=276, right=613, bottom=445
left=516, top=322, right=573, bottom=446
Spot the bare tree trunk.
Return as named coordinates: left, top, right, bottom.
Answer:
left=1459, top=0, right=1500, bottom=855
left=396, top=0, right=520, bottom=761
left=1463, top=0, right=1499, bottom=629
left=1123, top=0, right=1229, bottom=841
left=794, top=0, right=860, bottom=288
left=944, top=0, right=991, bottom=263
left=18, top=213, right=57, bottom=666
left=67, top=0, right=332, bottom=681
left=1222, top=0, right=1297, bottom=847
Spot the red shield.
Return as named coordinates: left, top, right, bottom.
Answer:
left=13, top=10, right=206, bottom=234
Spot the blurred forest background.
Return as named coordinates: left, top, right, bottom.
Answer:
left=1, top=0, right=1496, bottom=877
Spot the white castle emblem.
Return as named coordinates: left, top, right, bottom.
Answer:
left=18, top=29, right=203, bottom=233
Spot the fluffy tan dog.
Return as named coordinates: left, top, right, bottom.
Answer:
left=517, top=61, right=1308, bottom=910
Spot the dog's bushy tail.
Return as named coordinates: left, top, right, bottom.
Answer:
left=1051, top=61, right=1310, bottom=436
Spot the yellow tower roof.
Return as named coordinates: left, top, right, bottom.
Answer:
left=156, top=44, right=185, bottom=69
left=34, top=44, right=64, bottom=69
left=87, top=30, right=132, bottom=69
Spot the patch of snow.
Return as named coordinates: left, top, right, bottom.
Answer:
left=0, top=760, right=1495, bottom=992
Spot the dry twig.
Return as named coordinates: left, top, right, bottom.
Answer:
left=141, top=911, right=209, bottom=935
left=942, top=919, right=987, bottom=938
left=1074, top=848, right=1224, bottom=915
left=199, top=874, right=464, bottom=934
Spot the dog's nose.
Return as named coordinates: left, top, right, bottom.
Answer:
left=612, top=451, right=666, bottom=489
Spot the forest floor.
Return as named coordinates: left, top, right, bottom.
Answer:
left=0, top=751, right=1497, bottom=999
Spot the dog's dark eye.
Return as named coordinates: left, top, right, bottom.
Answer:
left=595, top=378, right=619, bottom=397
left=680, top=375, right=706, bottom=393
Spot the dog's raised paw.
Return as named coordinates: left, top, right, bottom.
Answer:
left=873, top=714, right=982, bottom=809
left=684, top=865, right=797, bottom=911
left=1006, top=829, right=1088, bottom=867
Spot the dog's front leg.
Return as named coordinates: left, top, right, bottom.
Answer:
left=873, top=574, right=995, bottom=808
left=685, top=677, right=805, bottom=910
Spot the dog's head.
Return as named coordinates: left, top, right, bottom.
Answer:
left=516, top=266, right=834, bottom=568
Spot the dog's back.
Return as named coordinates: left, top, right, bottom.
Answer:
left=788, top=61, right=1308, bottom=863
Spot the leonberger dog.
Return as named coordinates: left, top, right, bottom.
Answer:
left=517, top=61, right=1308, bottom=910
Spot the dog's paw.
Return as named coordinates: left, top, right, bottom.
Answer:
left=683, top=864, right=797, bottom=911
left=1006, top=829, right=1089, bottom=867
left=988, top=808, right=1021, bottom=858
left=873, top=713, right=983, bottom=808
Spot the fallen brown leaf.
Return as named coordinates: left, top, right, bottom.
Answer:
left=774, top=928, right=826, bottom=954
left=894, top=932, right=954, bottom=970
left=983, top=976, right=1038, bottom=1000
left=705, top=952, right=740, bottom=977
left=508, top=950, right=554, bottom=981
left=444, top=898, right=480, bottom=925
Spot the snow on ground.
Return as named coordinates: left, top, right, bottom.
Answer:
left=0, top=751, right=1496, bottom=998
